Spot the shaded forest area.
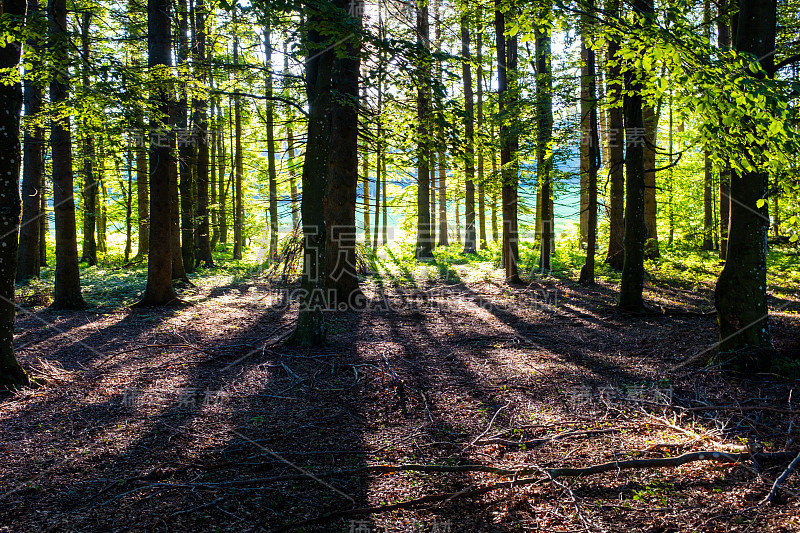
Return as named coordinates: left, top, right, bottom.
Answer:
left=1, top=0, right=800, bottom=531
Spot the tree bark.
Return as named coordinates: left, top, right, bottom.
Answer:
left=713, top=0, right=775, bottom=369
left=0, top=0, right=31, bottom=388
left=535, top=3, right=554, bottom=273
left=325, top=3, right=363, bottom=308
left=718, top=0, right=731, bottom=260
left=461, top=7, right=477, bottom=254
left=287, top=0, right=338, bottom=346
left=176, top=0, right=195, bottom=273
left=265, top=21, right=279, bottom=261
left=194, top=0, right=213, bottom=267
left=617, top=0, right=650, bottom=312
left=232, top=10, right=244, bottom=261
left=17, top=0, right=43, bottom=283
left=604, top=0, right=625, bottom=270
left=579, top=0, right=600, bottom=285
left=50, top=0, right=85, bottom=309
left=476, top=10, right=486, bottom=249
left=79, top=12, right=97, bottom=266
left=496, top=0, right=519, bottom=283
left=138, top=0, right=178, bottom=305
left=415, top=1, right=433, bottom=261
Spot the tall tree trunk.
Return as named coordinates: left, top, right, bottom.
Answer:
left=265, top=21, right=279, bottom=260
left=284, top=43, right=299, bottom=230
left=362, top=88, right=370, bottom=247
left=578, top=0, right=600, bottom=285
left=617, top=0, right=651, bottom=312
left=177, top=0, right=195, bottom=272
left=0, top=0, right=31, bottom=388
left=218, top=106, right=227, bottom=245
left=373, top=130, right=381, bottom=247
left=491, top=143, right=498, bottom=242
left=415, top=0, right=433, bottom=260
left=209, top=89, right=218, bottom=250
left=138, top=0, right=178, bottom=305
left=604, top=0, right=625, bottom=270
left=17, top=0, right=43, bottom=283
left=232, top=11, right=244, bottom=260
left=476, top=10, right=486, bottom=249
left=643, top=102, right=659, bottom=258
left=496, top=0, right=520, bottom=282
left=461, top=6, right=477, bottom=254
left=80, top=12, right=97, bottom=266
left=136, top=144, right=149, bottom=258
left=40, top=177, right=47, bottom=267
left=50, top=0, right=85, bottom=309
left=535, top=3, right=554, bottom=272
left=430, top=152, right=436, bottom=245
left=381, top=147, right=388, bottom=245
left=713, top=0, right=775, bottom=369
left=325, top=3, right=363, bottom=307
left=288, top=1, right=337, bottom=346
left=718, top=0, right=731, bottom=260
left=97, top=144, right=107, bottom=255
left=195, top=0, right=213, bottom=267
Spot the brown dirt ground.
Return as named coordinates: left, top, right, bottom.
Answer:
left=2, top=274, right=800, bottom=533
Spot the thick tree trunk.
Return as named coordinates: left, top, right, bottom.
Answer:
left=461, top=8, right=477, bottom=254
left=138, top=0, right=178, bottom=305
left=325, top=5, right=363, bottom=308
left=415, top=1, right=433, bottom=261
left=604, top=0, right=625, bottom=270
left=496, top=0, right=520, bottom=283
left=18, top=2, right=44, bottom=284
left=617, top=2, right=650, bottom=311
left=713, top=0, right=775, bottom=369
left=288, top=1, right=338, bottom=346
left=50, top=0, right=85, bottom=309
left=0, top=0, right=31, bottom=388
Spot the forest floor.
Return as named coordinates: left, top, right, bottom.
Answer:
left=3, top=244, right=800, bottom=532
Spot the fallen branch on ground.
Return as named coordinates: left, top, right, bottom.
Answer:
left=273, top=450, right=797, bottom=531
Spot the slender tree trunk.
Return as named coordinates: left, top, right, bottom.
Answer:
left=40, top=177, right=47, bottom=267
left=415, top=1, right=433, bottom=260
left=232, top=12, right=244, bottom=260
left=476, top=10, right=486, bottom=249
left=218, top=107, right=228, bottom=245
left=138, top=0, right=178, bottom=305
left=718, top=0, right=731, bottom=260
left=362, top=88, right=370, bottom=247
left=461, top=6, right=477, bottom=254
left=50, top=0, right=85, bottom=309
left=284, top=42, right=300, bottom=229
left=605, top=0, right=625, bottom=270
left=617, top=0, right=650, bottom=311
left=195, top=0, right=213, bottom=267
left=80, top=12, right=97, bottom=266
left=17, top=0, right=43, bottom=283
left=381, top=160, right=388, bottom=245
left=643, top=102, right=659, bottom=258
left=0, top=0, right=31, bottom=388
left=535, top=4, right=554, bottom=272
left=176, top=0, right=195, bottom=272
left=578, top=0, right=600, bottom=285
left=713, top=0, right=775, bottom=369
left=136, top=144, right=149, bottom=257
left=209, top=90, right=218, bottom=250
left=491, top=144, right=498, bottom=242
left=97, top=145, right=107, bottom=255
left=496, top=0, right=520, bottom=282
left=373, top=131, right=381, bottom=247
left=265, top=22, right=279, bottom=260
